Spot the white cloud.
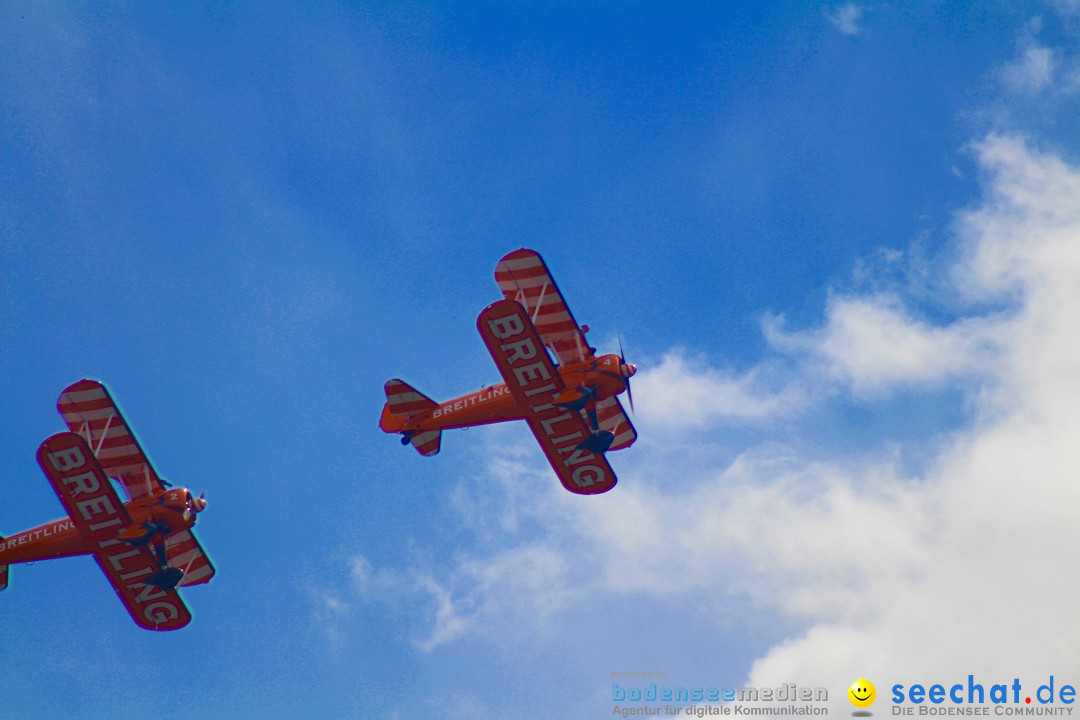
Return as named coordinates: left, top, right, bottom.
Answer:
left=329, top=133, right=1080, bottom=712
left=765, top=293, right=1002, bottom=399
left=631, top=350, right=808, bottom=427
left=1047, top=0, right=1080, bottom=18
left=1063, top=65, right=1080, bottom=94
left=824, top=4, right=866, bottom=36
left=735, top=134, right=1080, bottom=696
left=996, top=16, right=1080, bottom=99
left=1001, top=45, right=1056, bottom=94
left=305, top=584, right=352, bottom=650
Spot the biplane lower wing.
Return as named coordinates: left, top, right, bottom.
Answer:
left=477, top=299, right=617, bottom=495
left=37, top=432, right=191, bottom=631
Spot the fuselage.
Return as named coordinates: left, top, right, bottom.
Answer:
left=0, top=487, right=203, bottom=566
left=395, top=352, right=635, bottom=434
left=0, top=516, right=84, bottom=564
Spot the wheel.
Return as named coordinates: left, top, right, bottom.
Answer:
left=575, top=430, right=615, bottom=454
left=145, top=566, right=184, bottom=591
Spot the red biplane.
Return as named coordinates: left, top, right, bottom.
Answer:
left=0, top=379, right=214, bottom=631
left=379, top=248, right=638, bottom=495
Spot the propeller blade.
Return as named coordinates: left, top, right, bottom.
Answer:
left=618, top=332, right=635, bottom=414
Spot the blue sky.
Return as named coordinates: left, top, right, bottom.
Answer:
left=3, top=2, right=1080, bottom=719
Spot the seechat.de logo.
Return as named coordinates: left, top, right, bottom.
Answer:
left=849, top=679, right=877, bottom=711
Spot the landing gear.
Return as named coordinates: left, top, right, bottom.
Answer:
left=400, top=431, right=414, bottom=446
left=145, top=566, right=184, bottom=591
left=119, top=520, right=171, bottom=547
left=556, top=385, right=598, bottom=412
left=558, top=396, right=588, bottom=412
left=146, top=537, right=184, bottom=590
left=118, top=521, right=185, bottom=591
left=574, top=403, right=615, bottom=453
left=576, top=430, right=614, bottom=453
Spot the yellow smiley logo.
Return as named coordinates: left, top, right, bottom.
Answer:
left=848, top=678, right=876, bottom=708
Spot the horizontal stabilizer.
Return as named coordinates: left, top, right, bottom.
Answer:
left=383, top=379, right=437, bottom=418
left=408, top=429, right=442, bottom=457
left=379, top=379, right=442, bottom=454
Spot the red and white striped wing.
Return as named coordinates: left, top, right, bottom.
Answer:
left=165, top=529, right=216, bottom=587
left=494, top=248, right=592, bottom=367
left=594, top=396, right=637, bottom=451
left=56, top=379, right=164, bottom=502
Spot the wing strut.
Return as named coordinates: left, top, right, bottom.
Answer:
left=95, top=411, right=115, bottom=456
left=530, top=281, right=549, bottom=324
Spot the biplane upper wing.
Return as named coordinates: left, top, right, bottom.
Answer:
left=494, top=248, right=593, bottom=367
left=477, top=299, right=617, bottom=495
left=57, top=379, right=166, bottom=502
left=37, top=432, right=191, bottom=630
left=595, top=396, right=638, bottom=452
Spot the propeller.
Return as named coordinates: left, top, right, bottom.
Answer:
left=617, top=334, right=636, bottom=414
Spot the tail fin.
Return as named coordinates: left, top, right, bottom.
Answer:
left=380, top=379, right=443, bottom=456
left=0, top=535, right=8, bottom=591
left=380, top=379, right=438, bottom=430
